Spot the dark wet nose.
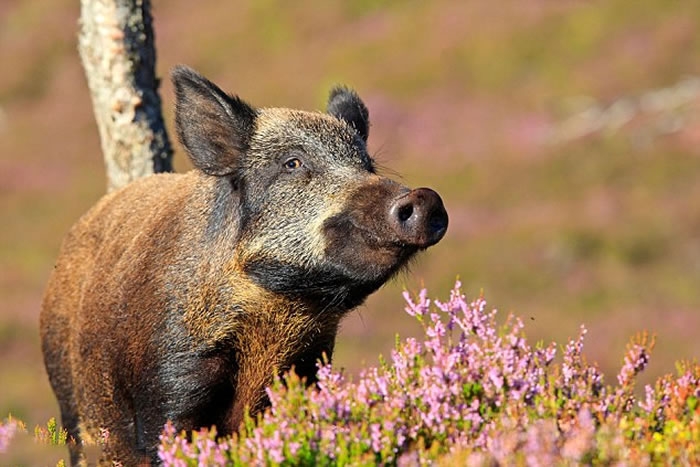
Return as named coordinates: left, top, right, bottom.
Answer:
left=389, top=188, right=448, bottom=248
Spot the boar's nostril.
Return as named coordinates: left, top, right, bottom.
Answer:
left=397, top=204, right=414, bottom=223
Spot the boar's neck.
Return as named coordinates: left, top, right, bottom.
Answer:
left=181, top=269, right=341, bottom=366
left=229, top=288, right=341, bottom=425
left=181, top=274, right=341, bottom=429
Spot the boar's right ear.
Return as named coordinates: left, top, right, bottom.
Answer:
left=172, top=65, right=257, bottom=177
left=327, top=86, right=369, bottom=142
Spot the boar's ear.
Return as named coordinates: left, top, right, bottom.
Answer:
left=327, top=86, right=369, bottom=142
left=172, top=65, right=257, bottom=176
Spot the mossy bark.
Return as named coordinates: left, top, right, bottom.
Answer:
left=78, top=0, right=172, bottom=192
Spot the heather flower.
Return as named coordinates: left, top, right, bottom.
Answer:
left=402, top=288, right=430, bottom=318
left=617, top=332, right=654, bottom=387
left=561, top=408, right=596, bottom=461
left=155, top=282, right=700, bottom=466
left=0, top=417, right=21, bottom=453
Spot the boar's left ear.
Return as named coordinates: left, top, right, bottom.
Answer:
left=327, top=86, right=369, bottom=142
left=172, top=65, right=257, bottom=177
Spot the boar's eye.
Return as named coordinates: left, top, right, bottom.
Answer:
left=283, top=157, right=303, bottom=171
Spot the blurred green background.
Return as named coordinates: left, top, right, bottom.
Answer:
left=2, top=0, right=700, bottom=449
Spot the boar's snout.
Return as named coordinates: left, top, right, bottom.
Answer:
left=389, top=188, right=448, bottom=248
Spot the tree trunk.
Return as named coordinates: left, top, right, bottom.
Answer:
left=78, top=0, right=173, bottom=192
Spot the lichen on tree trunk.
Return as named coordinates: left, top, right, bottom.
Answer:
left=78, top=0, right=172, bottom=192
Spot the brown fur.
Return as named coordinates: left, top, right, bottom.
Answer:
left=40, top=66, right=447, bottom=465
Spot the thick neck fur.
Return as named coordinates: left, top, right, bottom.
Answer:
left=181, top=269, right=342, bottom=428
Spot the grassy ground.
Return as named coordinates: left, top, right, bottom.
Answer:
left=1, top=0, right=699, bottom=462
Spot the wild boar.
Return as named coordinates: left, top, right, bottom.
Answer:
left=40, top=66, right=448, bottom=464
